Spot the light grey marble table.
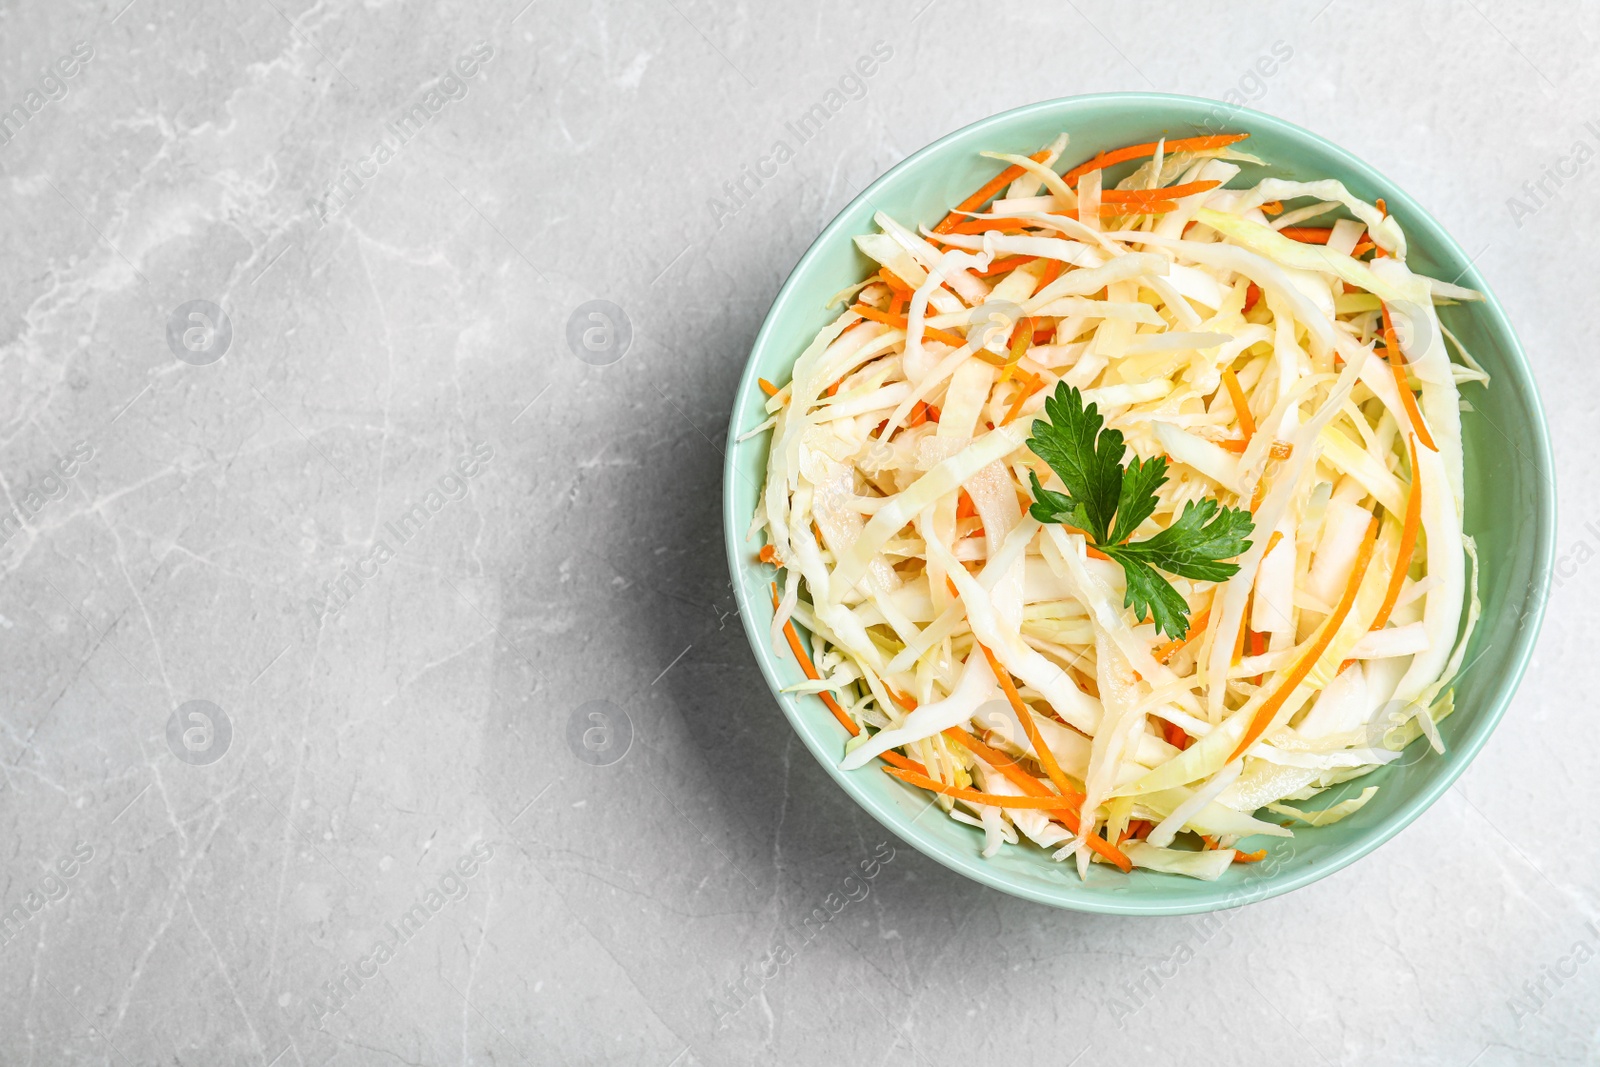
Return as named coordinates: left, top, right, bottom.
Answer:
left=0, top=1, right=1592, bottom=1064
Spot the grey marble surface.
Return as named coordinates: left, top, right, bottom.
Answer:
left=0, top=0, right=1593, bottom=1064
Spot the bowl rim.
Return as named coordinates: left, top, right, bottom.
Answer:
left=720, top=91, right=1556, bottom=915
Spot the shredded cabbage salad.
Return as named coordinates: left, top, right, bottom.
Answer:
left=747, top=131, right=1482, bottom=880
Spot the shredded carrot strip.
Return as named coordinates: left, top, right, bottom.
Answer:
left=1099, top=179, right=1220, bottom=204
left=878, top=749, right=928, bottom=776
left=977, top=643, right=1079, bottom=807
left=1232, top=596, right=1251, bottom=665
left=1258, top=530, right=1284, bottom=563
left=1154, top=606, right=1210, bottom=664
left=1260, top=200, right=1283, bottom=215
left=1038, top=259, right=1065, bottom=289
left=1278, top=226, right=1334, bottom=244
left=1219, top=437, right=1289, bottom=457
left=1250, top=479, right=1267, bottom=513
left=758, top=377, right=779, bottom=397
left=758, top=544, right=780, bottom=565
left=1367, top=200, right=1390, bottom=258
left=1232, top=848, right=1268, bottom=863
left=948, top=218, right=1036, bottom=235
left=887, top=689, right=919, bottom=712
left=883, top=766, right=1084, bottom=811
left=973, top=254, right=1037, bottom=277
left=879, top=268, right=912, bottom=294
left=942, top=727, right=1132, bottom=871
left=1369, top=434, right=1422, bottom=632
left=1001, top=372, right=1046, bottom=426
left=1062, top=133, right=1249, bottom=187
left=1095, top=201, right=1179, bottom=216
left=1243, top=282, right=1262, bottom=314
left=906, top=400, right=936, bottom=428
left=933, top=148, right=1055, bottom=234
left=1248, top=629, right=1268, bottom=683
left=1379, top=302, right=1439, bottom=452
left=998, top=318, right=1033, bottom=386
left=1220, top=367, right=1256, bottom=443
left=1160, top=718, right=1191, bottom=751
left=850, top=303, right=970, bottom=350
left=943, top=727, right=1049, bottom=798
left=770, top=584, right=858, bottom=737
left=1057, top=526, right=1111, bottom=561
left=1229, top=516, right=1380, bottom=762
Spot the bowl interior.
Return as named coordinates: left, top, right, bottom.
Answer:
left=722, top=94, right=1554, bottom=915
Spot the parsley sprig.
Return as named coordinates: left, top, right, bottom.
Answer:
left=1026, top=383, right=1255, bottom=639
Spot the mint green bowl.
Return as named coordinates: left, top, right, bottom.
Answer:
left=721, top=93, right=1554, bottom=915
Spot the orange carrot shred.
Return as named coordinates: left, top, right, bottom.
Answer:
left=851, top=302, right=971, bottom=350
left=758, top=544, right=780, bottom=565
left=1369, top=434, right=1423, bottom=633
left=933, top=148, right=1055, bottom=234
left=1154, top=606, right=1210, bottom=664
left=878, top=749, right=928, bottom=776
left=883, top=766, right=1082, bottom=812
left=977, top=643, right=1080, bottom=813
left=1099, top=179, right=1219, bottom=204
left=1232, top=848, right=1268, bottom=863
left=1232, top=596, right=1251, bottom=666
left=948, top=217, right=1036, bottom=236
left=1260, top=200, right=1283, bottom=215
left=942, top=727, right=1132, bottom=871
left=1160, top=718, right=1191, bottom=751
left=771, top=583, right=858, bottom=737
left=1001, top=372, right=1046, bottom=426
left=1229, top=516, right=1380, bottom=762
left=758, top=378, right=779, bottom=397
left=1220, top=367, right=1256, bottom=443
left=1062, top=133, right=1249, bottom=187
left=974, top=254, right=1038, bottom=277
left=1379, top=302, right=1439, bottom=453
left=956, top=490, right=979, bottom=522
left=1278, top=226, right=1334, bottom=244
left=1243, top=282, right=1262, bottom=314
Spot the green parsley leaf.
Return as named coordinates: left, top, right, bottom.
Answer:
left=1108, top=497, right=1257, bottom=585
left=1099, top=551, right=1195, bottom=641
left=1024, top=383, right=1125, bottom=543
left=1026, top=383, right=1255, bottom=639
left=1109, top=454, right=1169, bottom=546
